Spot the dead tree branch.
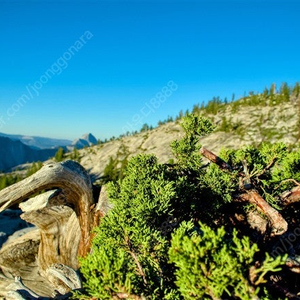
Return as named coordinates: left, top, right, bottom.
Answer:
left=199, top=147, right=288, bottom=235
left=200, top=146, right=232, bottom=171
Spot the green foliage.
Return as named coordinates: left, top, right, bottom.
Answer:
left=269, top=147, right=300, bottom=193
left=202, top=162, right=237, bottom=203
left=0, top=173, right=21, bottom=190
left=0, top=161, right=43, bottom=191
left=102, top=144, right=129, bottom=183
left=170, top=114, right=214, bottom=169
left=78, top=154, right=178, bottom=299
left=54, top=147, right=65, bottom=162
left=181, top=113, right=215, bottom=136
left=293, top=82, right=300, bottom=97
left=77, top=112, right=300, bottom=299
left=234, top=82, right=295, bottom=108
left=70, top=147, right=80, bottom=161
left=220, top=143, right=287, bottom=174
left=203, top=96, right=224, bottom=114
left=102, top=156, right=119, bottom=183
left=77, top=245, right=136, bottom=300
left=216, top=142, right=300, bottom=209
left=280, top=82, right=291, bottom=102
left=158, top=115, right=174, bottom=126
left=191, top=96, right=227, bottom=116
left=190, top=82, right=299, bottom=119
left=102, top=156, right=128, bottom=183
left=218, top=116, right=232, bottom=132
left=26, top=161, right=43, bottom=177
left=217, top=116, right=245, bottom=136
left=140, top=123, right=152, bottom=132
left=205, top=142, right=298, bottom=211
left=169, top=221, right=286, bottom=300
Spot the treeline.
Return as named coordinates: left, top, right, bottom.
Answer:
left=114, top=82, right=300, bottom=141
left=192, top=82, right=300, bottom=115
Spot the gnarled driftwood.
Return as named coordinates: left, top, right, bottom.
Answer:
left=0, top=160, right=96, bottom=298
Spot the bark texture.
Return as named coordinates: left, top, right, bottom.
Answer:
left=0, top=160, right=95, bottom=298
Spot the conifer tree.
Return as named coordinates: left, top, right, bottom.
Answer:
left=54, top=147, right=65, bottom=162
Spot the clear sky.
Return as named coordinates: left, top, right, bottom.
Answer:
left=0, top=0, right=299, bottom=141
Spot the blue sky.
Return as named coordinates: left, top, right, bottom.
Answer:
left=0, top=0, right=299, bottom=140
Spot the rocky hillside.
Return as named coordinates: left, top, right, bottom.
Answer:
left=67, top=92, right=299, bottom=181
left=2, top=85, right=299, bottom=181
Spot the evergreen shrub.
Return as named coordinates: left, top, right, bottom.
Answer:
left=76, top=113, right=300, bottom=299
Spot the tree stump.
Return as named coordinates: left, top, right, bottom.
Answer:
left=0, top=160, right=96, bottom=298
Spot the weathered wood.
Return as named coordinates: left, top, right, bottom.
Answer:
left=199, top=147, right=288, bottom=235
left=237, top=191, right=288, bottom=235
left=95, top=185, right=113, bottom=215
left=93, top=184, right=113, bottom=228
left=0, top=229, right=56, bottom=298
left=200, top=146, right=232, bottom=171
left=0, top=160, right=95, bottom=298
left=246, top=209, right=268, bottom=235
left=0, top=229, right=40, bottom=280
left=19, top=189, right=60, bottom=212
left=281, top=185, right=300, bottom=206
left=0, top=160, right=94, bottom=257
left=45, top=263, right=82, bottom=295
left=21, top=206, right=80, bottom=273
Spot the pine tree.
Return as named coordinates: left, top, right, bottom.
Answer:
left=102, top=156, right=119, bottom=183
left=0, top=176, right=8, bottom=190
left=54, top=147, right=65, bottom=162
left=280, top=82, right=290, bottom=102
left=26, top=161, right=43, bottom=177
left=70, top=147, right=80, bottom=161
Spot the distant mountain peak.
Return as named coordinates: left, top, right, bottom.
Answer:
left=71, top=133, right=97, bottom=149
left=81, top=133, right=97, bottom=145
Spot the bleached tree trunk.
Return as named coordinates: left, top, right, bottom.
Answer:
left=0, top=160, right=96, bottom=298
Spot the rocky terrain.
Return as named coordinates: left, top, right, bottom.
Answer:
left=1, top=94, right=298, bottom=181
left=68, top=99, right=299, bottom=181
